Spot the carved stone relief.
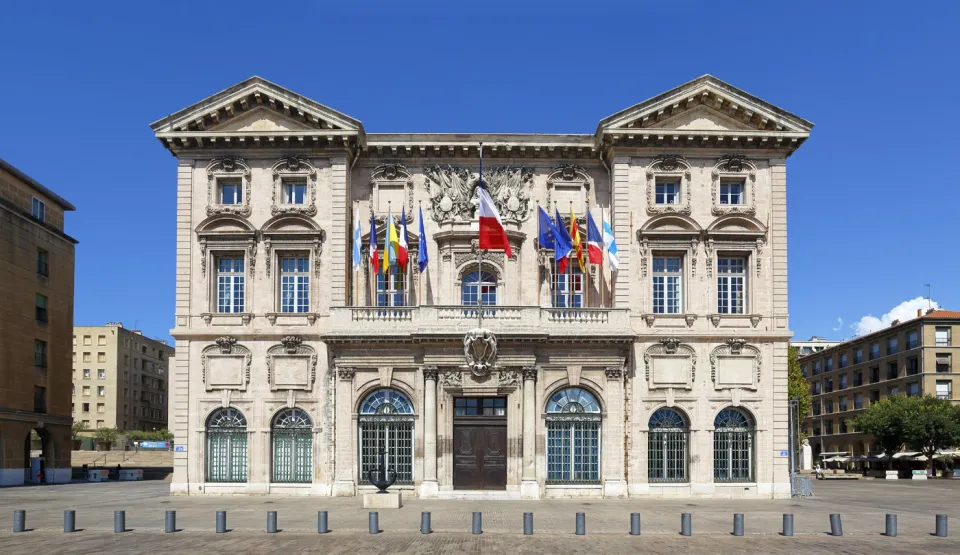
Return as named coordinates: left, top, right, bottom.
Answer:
left=266, top=335, right=318, bottom=391
left=645, top=155, right=692, bottom=216
left=711, top=155, right=757, bottom=216
left=271, top=156, right=318, bottom=216
left=709, top=338, right=761, bottom=390
left=201, top=337, right=251, bottom=391
left=370, top=164, right=414, bottom=224
left=643, top=338, right=697, bottom=389
left=497, top=369, right=521, bottom=389
left=424, top=164, right=532, bottom=223
left=439, top=370, right=463, bottom=389
left=206, top=157, right=252, bottom=217
left=546, top=164, right=592, bottom=212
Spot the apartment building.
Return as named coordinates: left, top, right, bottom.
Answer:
left=0, top=157, right=77, bottom=485
left=72, top=324, right=174, bottom=433
left=791, top=336, right=840, bottom=356
left=802, top=309, right=960, bottom=457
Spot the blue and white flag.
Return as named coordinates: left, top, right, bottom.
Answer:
left=352, top=210, right=362, bottom=270
left=602, top=217, right=620, bottom=272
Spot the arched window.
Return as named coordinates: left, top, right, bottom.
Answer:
left=376, top=266, right=406, bottom=307
left=206, top=407, right=247, bottom=483
left=546, top=387, right=601, bottom=484
left=271, top=408, right=312, bottom=483
left=648, top=408, right=689, bottom=483
left=713, top=408, right=755, bottom=482
left=552, top=264, right=584, bottom=308
left=358, top=389, right=414, bottom=485
left=461, top=271, right=497, bottom=306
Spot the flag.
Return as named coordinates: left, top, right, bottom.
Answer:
left=570, top=207, right=584, bottom=272
left=537, top=206, right=555, bottom=250
left=417, top=207, right=429, bottom=273
left=368, top=211, right=380, bottom=275
left=553, top=208, right=573, bottom=274
left=352, top=210, right=362, bottom=270
left=602, top=217, right=620, bottom=271
left=477, top=145, right=513, bottom=258
left=397, top=206, right=409, bottom=271
left=384, top=209, right=399, bottom=274
left=586, top=211, right=603, bottom=264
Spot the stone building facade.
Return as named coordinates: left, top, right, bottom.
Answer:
left=150, top=75, right=811, bottom=498
left=0, top=157, right=76, bottom=486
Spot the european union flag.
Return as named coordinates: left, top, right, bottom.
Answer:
left=537, top=206, right=555, bottom=250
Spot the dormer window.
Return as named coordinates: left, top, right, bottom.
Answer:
left=655, top=181, right=680, bottom=205
left=218, top=179, right=243, bottom=205
left=719, top=181, right=745, bottom=205
left=31, top=197, right=46, bottom=222
left=282, top=181, right=307, bottom=205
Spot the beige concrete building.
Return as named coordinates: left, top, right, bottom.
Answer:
left=0, top=157, right=76, bottom=485
left=791, top=336, right=841, bottom=356
left=151, top=75, right=811, bottom=498
left=801, top=309, right=960, bottom=458
left=72, top=324, right=174, bottom=434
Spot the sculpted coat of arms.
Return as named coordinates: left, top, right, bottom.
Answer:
left=464, top=328, right=498, bottom=378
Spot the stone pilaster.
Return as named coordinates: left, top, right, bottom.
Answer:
left=611, top=156, right=632, bottom=308
left=520, top=365, right=539, bottom=499
left=332, top=366, right=356, bottom=496
left=602, top=366, right=627, bottom=498
left=420, top=366, right=439, bottom=498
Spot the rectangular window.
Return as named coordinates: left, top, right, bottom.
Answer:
left=870, top=366, right=880, bottom=383
left=855, top=348, right=863, bottom=364
left=825, top=399, right=834, bottom=414
left=936, top=327, right=951, bottom=346
left=216, top=256, right=245, bottom=313
left=840, top=354, right=848, bottom=368
left=98, top=369, right=105, bottom=379
left=719, top=181, right=745, bottom=205
left=801, top=365, right=808, bottom=378
left=870, top=390, right=880, bottom=403
left=813, top=423, right=821, bottom=436
left=825, top=358, right=834, bottom=372
left=812, top=401, right=821, bottom=415
left=82, top=403, right=90, bottom=412
left=35, top=294, right=48, bottom=323
left=218, top=179, right=243, bottom=205
left=839, top=420, right=848, bottom=434
left=854, top=393, right=863, bottom=410
left=906, top=330, right=919, bottom=349
left=655, top=181, right=680, bottom=204
left=281, top=181, right=307, bottom=205
left=34, top=386, right=46, bottom=413
left=36, top=248, right=49, bottom=277
left=552, top=266, right=584, bottom=308
left=907, top=382, right=920, bottom=397
left=376, top=267, right=408, bottom=307
left=825, top=378, right=834, bottom=393
left=825, top=420, right=834, bottom=435
left=811, top=382, right=821, bottom=395
left=717, top=257, right=746, bottom=314
left=280, top=256, right=310, bottom=313
left=83, top=335, right=91, bottom=346
left=887, top=337, right=898, bottom=355
left=887, top=362, right=898, bottom=380
left=888, top=386, right=899, bottom=396
left=813, top=361, right=822, bottom=375
left=97, top=335, right=106, bottom=346
left=83, top=386, right=90, bottom=396
left=936, top=380, right=953, bottom=400
left=906, top=357, right=919, bottom=376
left=97, top=352, right=106, bottom=363
left=839, top=395, right=848, bottom=412
left=97, top=386, right=105, bottom=397
left=870, top=343, right=880, bottom=360
left=96, top=420, right=104, bottom=429
left=31, top=196, right=45, bottom=221
left=97, top=403, right=105, bottom=414
left=83, top=369, right=90, bottom=379
left=82, top=352, right=91, bottom=363
left=652, top=257, right=682, bottom=314
left=839, top=374, right=848, bottom=389
left=34, top=339, right=47, bottom=368
left=937, top=353, right=952, bottom=373
left=854, top=370, right=863, bottom=387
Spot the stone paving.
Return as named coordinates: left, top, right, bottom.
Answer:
left=0, top=480, right=958, bottom=554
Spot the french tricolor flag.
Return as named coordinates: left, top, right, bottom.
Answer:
left=477, top=144, right=512, bottom=258
left=586, top=211, right=603, bottom=264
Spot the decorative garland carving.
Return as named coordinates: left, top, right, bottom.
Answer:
left=704, top=239, right=715, bottom=277
left=755, top=238, right=764, bottom=277
left=199, top=238, right=207, bottom=276
left=439, top=370, right=463, bottom=389
left=642, top=338, right=697, bottom=383
left=545, top=164, right=592, bottom=210
left=690, top=238, right=699, bottom=278
left=639, top=238, right=649, bottom=277
left=645, top=155, right=692, bottom=216
left=206, top=157, right=252, bottom=217
left=711, top=155, right=758, bottom=216
left=265, top=335, right=318, bottom=390
left=424, top=164, right=533, bottom=223
left=464, top=328, right=498, bottom=378
left=271, top=156, right=318, bottom=217
left=370, top=164, right=414, bottom=225
left=498, top=369, right=521, bottom=389
left=200, top=337, right=251, bottom=390
left=709, top=338, right=762, bottom=389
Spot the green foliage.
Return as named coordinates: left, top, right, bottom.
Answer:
left=126, top=429, right=174, bottom=442
left=788, top=347, right=812, bottom=443
left=851, top=394, right=912, bottom=464
left=94, top=427, right=120, bottom=444
left=903, top=395, right=960, bottom=470
left=71, top=421, right=88, bottom=440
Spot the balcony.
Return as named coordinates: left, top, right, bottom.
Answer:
left=327, top=305, right=633, bottom=340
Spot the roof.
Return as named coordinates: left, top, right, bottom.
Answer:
left=925, top=310, right=960, bottom=319
left=0, top=156, right=76, bottom=211
left=797, top=308, right=959, bottom=359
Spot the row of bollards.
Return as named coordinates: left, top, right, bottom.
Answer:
left=9, top=509, right=952, bottom=536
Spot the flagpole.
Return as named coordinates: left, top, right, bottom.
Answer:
left=477, top=142, right=483, bottom=328
left=353, top=202, right=358, bottom=307
left=536, top=203, right=542, bottom=307
left=600, top=206, right=605, bottom=309
left=418, top=201, right=423, bottom=307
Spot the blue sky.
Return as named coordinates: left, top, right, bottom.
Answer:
left=2, top=1, right=957, bottom=343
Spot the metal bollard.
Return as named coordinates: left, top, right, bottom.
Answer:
left=216, top=510, right=227, bottom=534
left=733, top=513, right=744, bottom=536
left=13, top=510, right=25, bottom=533
left=936, top=514, right=948, bottom=537
left=368, top=511, right=379, bottom=534
left=575, top=512, right=585, bottom=536
left=782, top=513, right=794, bottom=537
left=829, top=513, right=843, bottom=536
left=64, top=510, right=75, bottom=533
left=472, top=512, right=482, bottom=534
left=523, top=512, right=533, bottom=536
left=630, top=513, right=641, bottom=536
left=165, top=510, right=176, bottom=533
left=885, top=514, right=897, bottom=537
left=317, top=511, right=328, bottom=534
left=266, top=511, right=277, bottom=534
left=681, top=513, right=692, bottom=536
left=114, top=511, right=126, bottom=533
left=420, top=512, right=431, bottom=534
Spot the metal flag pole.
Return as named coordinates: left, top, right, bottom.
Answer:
left=600, top=205, right=605, bottom=309
left=477, top=142, right=483, bottom=328
left=536, top=203, right=542, bottom=308
left=353, top=202, right=359, bottom=307
left=418, top=200, right=424, bottom=307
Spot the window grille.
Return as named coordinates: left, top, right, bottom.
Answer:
left=713, top=408, right=754, bottom=483
left=272, top=408, right=312, bottom=483
left=206, top=407, right=247, bottom=483
left=358, top=389, right=414, bottom=485
left=545, top=388, right=601, bottom=484
left=648, top=408, right=689, bottom=483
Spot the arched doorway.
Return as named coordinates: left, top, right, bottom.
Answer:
left=23, top=428, right=55, bottom=484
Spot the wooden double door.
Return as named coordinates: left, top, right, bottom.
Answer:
left=453, top=397, right=507, bottom=490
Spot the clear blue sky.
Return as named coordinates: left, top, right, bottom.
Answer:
left=2, top=1, right=957, bottom=343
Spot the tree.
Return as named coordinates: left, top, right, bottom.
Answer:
left=787, top=347, right=812, bottom=447
left=94, top=427, right=120, bottom=449
left=851, top=394, right=913, bottom=468
left=903, top=395, right=960, bottom=475
left=71, top=421, right=88, bottom=440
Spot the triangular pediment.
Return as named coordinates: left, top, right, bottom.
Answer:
left=598, top=75, right=812, bottom=135
left=150, top=76, right=363, bottom=135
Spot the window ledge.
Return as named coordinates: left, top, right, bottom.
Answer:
left=200, top=312, right=253, bottom=326
left=265, top=312, right=320, bottom=326
left=709, top=313, right=762, bottom=329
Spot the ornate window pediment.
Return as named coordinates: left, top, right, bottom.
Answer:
left=709, top=338, right=761, bottom=390
left=260, top=214, right=326, bottom=278
left=546, top=164, right=592, bottom=215
left=370, top=163, right=414, bottom=225
left=425, top=164, right=532, bottom=223
left=266, top=336, right=318, bottom=391
left=646, top=155, right=692, bottom=216
left=271, top=156, right=318, bottom=217
left=643, top=338, right=697, bottom=389
left=711, top=156, right=757, bottom=216
left=201, top=337, right=251, bottom=391
left=206, top=157, right=252, bottom=217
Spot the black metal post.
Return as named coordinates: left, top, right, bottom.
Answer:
left=13, top=510, right=25, bottom=533
left=267, top=511, right=277, bottom=534
left=317, top=511, right=329, bottom=534
left=421, top=511, right=431, bottom=534
left=630, top=513, right=641, bottom=536
left=64, top=510, right=75, bottom=533
left=472, top=512, right=482, bottom=534
left=885, top=514, right=897, bottom=537
left=829, top=513, right=843, bottom=536
left=681, top=513, right=692, bottom=536
left=216, top=510, right=226, bottom=534
left=575, top=512, right=585, bottom=535
left=782, top=513, right=794, bottom=536
left=165, top=510, right=176, bottom=533
left=114, top=511, right=125, bottom=533
left=733, top=513, right=744, bottom=536
left=523, top=512, right=533, bottom=535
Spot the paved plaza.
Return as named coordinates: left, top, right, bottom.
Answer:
left=1, top=480, right=958, bottom=554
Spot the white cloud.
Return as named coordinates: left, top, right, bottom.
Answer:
left=851, top=297, right=940, bottom=337
left=832, top=317, right=843, bottom=332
